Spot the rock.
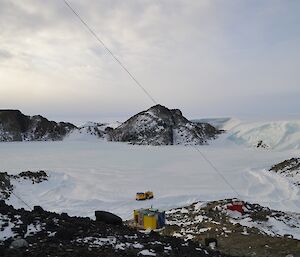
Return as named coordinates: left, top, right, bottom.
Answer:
left=0, top=110, right=77, bottom=142
left=0, top=172, right=13, bottom=200
left=256, top=140, right=269, bottom=148
left=10, top=239, right=29, bottom=249
left=33, top=206, right=44, bottom=213
left=107, top=104, right=220, bottom=145
left=0, top=200, right=235, bottom=257
left=61, top=212, right=69, bottom=219
left=95, top=211, right=122, bottom=225
left=15, top=170, right=48, bottom=184
left=270, top=158, right=300, bottom=173
left=56, top=227, right=77, bottom=240
left=269, top=158, right=300, bottom=187
left=205, top=238, right=218, bottom=249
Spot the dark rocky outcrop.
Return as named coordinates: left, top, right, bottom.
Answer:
left=269, top=158, right=300, bottom=186
left=0, top=110, right=76, bottom=141
left=107, top=105, right=220, bottom=145
left=0, top=201, right=234, bottom=257
left=0, top=171, right=48, bottom=200
left=0, top=172, right=13, bottom=200
left=13, top=170, right=48, bottom=184
left=269, top=158, right=300, bottom=173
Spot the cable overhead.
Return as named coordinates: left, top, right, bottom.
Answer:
left=192, top=146, right=241, bottom=198
left=62, top=0, right=157, bottom=105
left=62, top=0, right=241, bottom=200
left=11, top=191, right=32, bottom=210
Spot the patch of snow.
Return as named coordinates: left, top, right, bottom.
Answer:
left=25, top=223, right=42, bottom=237
left=226, top=120, right=300, bottom=150
left=0, top=215, right=17, bottom=240
left=229, top=213, right=300, bottom=239
left=138, top=249, right=156, bottom=256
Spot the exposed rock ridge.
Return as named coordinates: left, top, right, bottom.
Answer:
left=108, top=104, right=220, bottom=145
left=0, top=110, right=76, bottom=141
left=269, top=158, right=300, bottom=186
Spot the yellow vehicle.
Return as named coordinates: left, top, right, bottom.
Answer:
left=136, top=191, right=154, bottom=201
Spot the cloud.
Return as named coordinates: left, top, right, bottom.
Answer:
left=0, top=49, right=12, bottom=60
left=0, top=0, right=300, bottom=122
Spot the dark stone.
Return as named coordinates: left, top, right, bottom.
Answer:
left=0, top=200, right=6, bottom=207
left=205, top=237, right=218, bottom=247
left=95, top=211, right=122, bottom=226
left=56, top=227, right=77, bottom=240
left=61, top=212, right=69, bottom=219
left=10, top=238, right=29, bottom=249
left=33, top=206, right=44, bottom=213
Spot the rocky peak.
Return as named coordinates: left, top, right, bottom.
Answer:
left=0, top=110, right=77, bottom=142
left=108, top=105, right=220, bottom=145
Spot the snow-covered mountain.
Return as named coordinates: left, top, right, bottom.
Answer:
left=65, top=121, right=122, bottom=141
left=3, top=108, right=300, bottom=150
left=107, top=105, right=220, bottom=145
left=0, top=110, right=76, bottom=141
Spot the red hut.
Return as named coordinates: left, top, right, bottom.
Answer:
left=226, top=201, right=244, bottom=214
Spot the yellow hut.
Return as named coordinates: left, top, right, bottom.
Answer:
left=133, top=208, right=165, bottom=230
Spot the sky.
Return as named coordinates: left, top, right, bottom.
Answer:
left=0, top=0, right=300, bottom=124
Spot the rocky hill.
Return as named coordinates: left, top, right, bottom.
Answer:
left=0, top=201, right=232, bottom=257
left=65, top=122, right=122, bottom=141
left=164, top=199, right=300, bottom=257
left=269, top=158, right=300, bottom=186
left=0, top=110, right=76, bottom=141
left=108, top=105, right=220, bottom=145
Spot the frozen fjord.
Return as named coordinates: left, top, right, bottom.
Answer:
left=0, top=138, right=299, bottom=219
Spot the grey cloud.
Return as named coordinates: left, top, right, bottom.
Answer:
left=0, top=49, right=13, bottom=60
left=0, top=0, right=300, bottom=121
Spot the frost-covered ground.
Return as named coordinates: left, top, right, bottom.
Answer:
left=0, top=128, right=299, bottom=219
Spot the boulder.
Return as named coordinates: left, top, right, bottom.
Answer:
left=95, top=211, right=122, bottom=225
left=33, top=205, right=44, bottom=213
left=10, top=239, right=29, bottom=249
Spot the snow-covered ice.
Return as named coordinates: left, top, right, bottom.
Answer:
left=1, top=119, right=300, bottom=219
left=0, top=132, right=298, bottom=220
left=221, top=119, right=300, bottom=150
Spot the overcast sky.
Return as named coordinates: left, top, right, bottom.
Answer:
left=0, top=0, right=300, bottom=124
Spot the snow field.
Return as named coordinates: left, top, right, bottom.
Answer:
left=0, top=138, right=299, bottom=219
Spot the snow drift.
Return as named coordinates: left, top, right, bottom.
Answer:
left=209, top=118, right=300, bottom=150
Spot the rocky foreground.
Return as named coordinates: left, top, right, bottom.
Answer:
left=0, top=201, right=233, bottom=257
left=0, top=170, right=299, bottom=256
left=164, top=199, right=300, bottom=257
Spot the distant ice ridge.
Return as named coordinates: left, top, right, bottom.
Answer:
left=226, top=120, right=300, bottom=150
left=194, top=117, right=300, bottom=150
